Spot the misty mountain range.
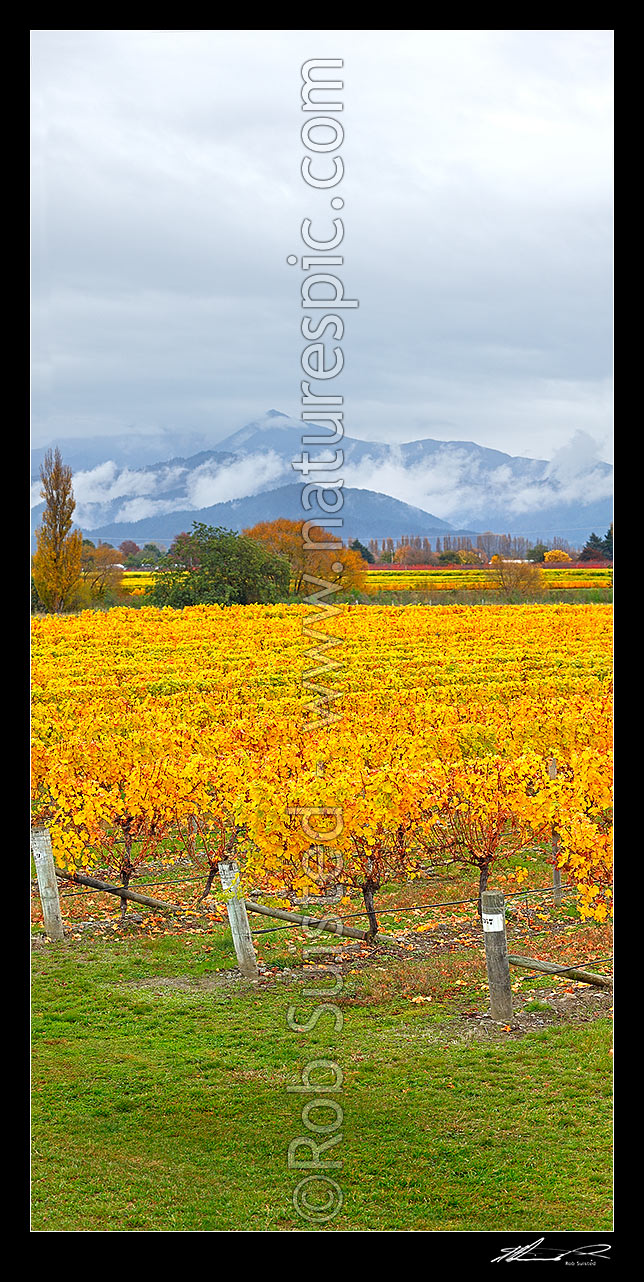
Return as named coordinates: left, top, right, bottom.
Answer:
left=31, top=410, right=613, bottom=549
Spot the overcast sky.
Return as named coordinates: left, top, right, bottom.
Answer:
left=31, top=29, right=613, bottom=464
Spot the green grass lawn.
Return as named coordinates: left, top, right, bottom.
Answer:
left=31, top=921, right=612, bottom=1232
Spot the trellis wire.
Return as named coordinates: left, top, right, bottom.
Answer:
left=250, top=881, right=577, bottom=933
left=46, top=875, right=578, bottom=921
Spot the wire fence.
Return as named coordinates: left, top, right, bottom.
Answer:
left=32, top=852, right=612, bottom=987
left=248, top=881, right=578, bottom=933
left=43, top=873, right=574, bottom=918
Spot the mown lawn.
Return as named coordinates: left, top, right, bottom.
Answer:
left=31, top=924, right=612, bottom=1232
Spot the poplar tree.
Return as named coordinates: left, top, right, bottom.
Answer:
left=32, top=448, right=83, bottom=612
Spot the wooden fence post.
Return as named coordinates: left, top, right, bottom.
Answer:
left=218, top=860, right=259, bottom=979
left=481, top=889, right=513, bottom=1022
left=548, top=757, right=563, bottom=908
left=31, top=827, right=64, bottom=941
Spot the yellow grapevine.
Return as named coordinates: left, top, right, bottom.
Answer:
left=31, top=602, right=612, bottom=919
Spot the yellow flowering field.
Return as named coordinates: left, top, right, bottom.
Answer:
left=116, top=566, right=613, bottom=596
left=364, top=567, right=613, bottom=592
left=31, top=602, right=612, bottom=920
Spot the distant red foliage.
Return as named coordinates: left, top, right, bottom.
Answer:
left=368, top=561, right=612, bottom=571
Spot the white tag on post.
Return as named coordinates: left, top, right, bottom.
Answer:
left=482, top=912, right=504, bottom=933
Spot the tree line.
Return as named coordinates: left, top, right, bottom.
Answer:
left=31, top=449, right=612, bottom=614
left=365, top=528, right=612, bottom=564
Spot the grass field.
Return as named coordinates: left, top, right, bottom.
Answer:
left=31, top=872, right=612, bottom=1233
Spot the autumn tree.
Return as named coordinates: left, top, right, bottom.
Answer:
left=32, top=448, right=83, bottom=613
left=243, top=518, right=368, bottom=594
left=544, top=548, right=571, bottom=563
left=334, top=546, right=369, bottom=593
left=81, top=543, right=125, bottom=601
left=240, top=519, right=304, bottom=588
left=393, top=543, right=421, bottom=566
left=118, top=540, right=140, bottom=566
left=487, top=555, right=544, bottom=597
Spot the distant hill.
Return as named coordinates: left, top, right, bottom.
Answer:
left=82, top=484, right=466, bottom=548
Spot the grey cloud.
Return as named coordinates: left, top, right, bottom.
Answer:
left=186, top=452, right=287, bottom=508
left=31, top=30, right=613, bottom=465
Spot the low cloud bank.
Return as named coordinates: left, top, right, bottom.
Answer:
left=31, top=431, right=612, bottom=533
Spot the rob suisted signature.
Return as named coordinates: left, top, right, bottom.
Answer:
left=491, top=1238, right=611, bottom=1263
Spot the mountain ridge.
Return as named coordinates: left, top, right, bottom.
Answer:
left=73, top=484, right=468, bottom=548
left=31, top=409, right=613, bottom=548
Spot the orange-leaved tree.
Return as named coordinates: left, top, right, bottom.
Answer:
left=81, top=543, right=125, bottom=601
left=243, top=518, right=367, bottom=594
